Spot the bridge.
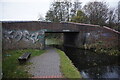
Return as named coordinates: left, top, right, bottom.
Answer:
left=1, top=21, right=120, bottom=50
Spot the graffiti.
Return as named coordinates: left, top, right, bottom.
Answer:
left=101, top=33, right=111, bottom=37
left=3, top=30, right=45, bottom=43
left=86, top=33, right=90, bottom=37
left=86, top=32, right=97, bottom=39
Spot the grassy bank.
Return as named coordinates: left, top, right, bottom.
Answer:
left=2, top=49, right=45, bottom=78
left=56, top=49, right=82, bottom=78
left=45, top=38, right=63, bottom=45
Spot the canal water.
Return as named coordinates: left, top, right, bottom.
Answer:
left=53, top=45, right=120, bottom=79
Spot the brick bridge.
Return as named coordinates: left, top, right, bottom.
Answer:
left=1, top=21, right=120, bottom=50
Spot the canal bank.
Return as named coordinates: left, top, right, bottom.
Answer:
left=56, top=49, right=82, bottom=78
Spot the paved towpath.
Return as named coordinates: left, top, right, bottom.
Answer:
left=27, top=47, right=62, bottom=78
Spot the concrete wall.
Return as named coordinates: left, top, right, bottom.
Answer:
left=2, top=21, right=120, bottom=50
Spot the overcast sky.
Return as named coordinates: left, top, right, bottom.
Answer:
left=0, top=0, right=119, bottom=21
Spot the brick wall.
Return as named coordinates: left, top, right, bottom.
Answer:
left=2, top=21, right=120, bottom=50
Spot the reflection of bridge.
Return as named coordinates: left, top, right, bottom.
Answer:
left=2, top=21, right=120, bottom=50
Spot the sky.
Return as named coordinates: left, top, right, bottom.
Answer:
left=0, top=0, right=119, bottom=21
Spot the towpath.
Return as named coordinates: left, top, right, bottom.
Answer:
left=27, top=47, right=62, bottom=78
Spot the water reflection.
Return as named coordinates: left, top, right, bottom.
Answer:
left=81, top=66, right=120, bottom=78
left=53, top=45, right=120, bottom=78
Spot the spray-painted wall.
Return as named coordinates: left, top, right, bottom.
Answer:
left=3, top=29, right=46, bottom=49
left=82, top=27, right=119, bottom=49
left=2, top=21, right=120, bottom=50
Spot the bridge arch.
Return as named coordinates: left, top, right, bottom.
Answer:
left=44, top=31, right=80, bottom=48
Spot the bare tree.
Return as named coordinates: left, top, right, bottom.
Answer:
left=38, top=14, right=45, bottom=21
left=83, top=1, right=109, bottom=26
left=45, top=0, right=72, bottom=22
left=107, top=8, right=116, bottom=27
left=118, top=1, right=120, bottom=23
left=70, top=0, right=81, bottom=18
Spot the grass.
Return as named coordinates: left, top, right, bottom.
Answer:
left=45, top=38, right=63, bottom=45
left=56, top=49, right=82, bottom=78
left=2, top=49, right=45, bottom=78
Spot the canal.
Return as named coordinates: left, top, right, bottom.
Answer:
left=53, top=45, right=120, bottom=78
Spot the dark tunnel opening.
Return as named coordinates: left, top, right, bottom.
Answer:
left=63, top=32, right=79, bottom=47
